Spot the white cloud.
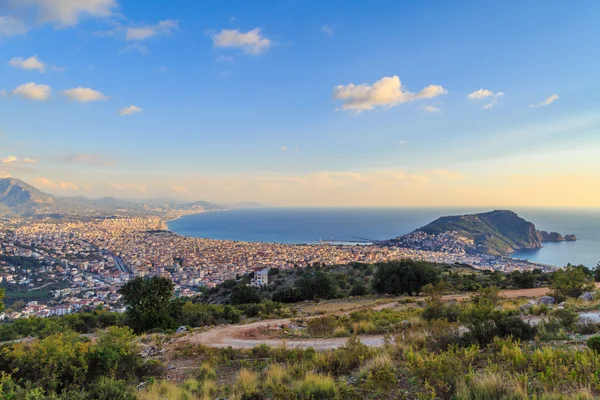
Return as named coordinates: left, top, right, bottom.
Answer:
left=12, top=82, right=52, bottom=101
left=172, top=185, right=187, bottom=193
left=483, top=103, right=494, bottom=109
left=212, top=28, right=272, bottom=54
left=321, top=25, right=333, bottom=36
left=0, top=15, right=30, bottom=37
left=420, top=105, right=440, bottom=113
left=530, top=94, right=559, bottom=108
left=109, top=182, right=146, bottom=192
left=467, top=88, right=504, bottom=101
left=20, top=0, right=118, bottom=27
left=119, top=105, right=142, bottom=116
left=63, top=87, right=108, bottom=102
left=32, top=177, right=78, bottom=190
left=1, top=156, right=37, bottom=165
left=126, top=19, right=178, bottom=41
left=8, top=56, right=45, bottom=72
left=398, top=140, right=408, bottom=146
left=333, top=75, right=447, bottom=113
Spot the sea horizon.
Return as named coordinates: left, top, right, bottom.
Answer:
left=167, top=207, right=600, bottom=268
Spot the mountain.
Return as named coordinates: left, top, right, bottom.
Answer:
left=417, top=210, right=542, bottom=255
left=0, top=178, right=224, bottom=216
left=0, top=178, right=55, bottom=211
left=388, top=210, right=577, bottom=256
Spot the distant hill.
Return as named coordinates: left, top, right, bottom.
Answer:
left=418, top=210, right=541, bottom=255
left=0, top=178, right=55, bottom=214
left=0, top=178, right=224, bottom=216
left=390, top=210, right=577, bottom=256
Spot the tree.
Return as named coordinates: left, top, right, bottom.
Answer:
left=372, top=260, right=440, bottom=296
left=229, top=284, right=263, bottom=305
left=594, top=262, right=600, bottom=283
left=296, top=271, right=335, bottom=300
left=118, top=276, right=175, bottom=333
left=550, top=264, right=595, bottom=301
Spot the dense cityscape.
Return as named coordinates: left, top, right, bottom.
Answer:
left=0, top=209, right=554, bottom=320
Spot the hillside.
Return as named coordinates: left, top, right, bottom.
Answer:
left=415, top=210, right=566, bottom=256
left=0, top=178, right=55, bottom=215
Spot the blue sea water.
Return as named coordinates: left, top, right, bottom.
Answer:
left=167, top=208, right=600, bottom=268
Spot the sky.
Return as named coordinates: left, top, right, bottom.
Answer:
left=1, top=0, right=600, bottom=207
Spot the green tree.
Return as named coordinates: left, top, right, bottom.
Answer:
left=550, top=264, right=595, bottom=301
left=229, top=284, right=263, bottom=305
left=594, top=262, right=600, bottom=283
left=118, top=276, right=175, bottom=333
left=296, top=271, right=335, bottom=300
left=372, top=260, right=440, bottom=296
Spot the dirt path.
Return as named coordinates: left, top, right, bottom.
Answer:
left=179, top=284, right=590, bottom=350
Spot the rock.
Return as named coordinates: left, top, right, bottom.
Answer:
left=558, top=302, right=565, bottom=306
left=528, top=300, right=537, bottom=306
left=176, top=326, right=187, bottom=333
left=565, top=234, right=577, bottom=241
left=401, top=320, right=411, bottom=329
left=539, top=296, right=555, bottom=305
left=579, top=292, right=596, bottom=302
left=347, top=376, right=358, bottom=385
left=557, top=305, right=565, bottom=310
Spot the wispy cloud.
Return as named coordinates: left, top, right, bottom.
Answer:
left=119, top=105, right=142, bottom=116
left=530, top=94, right=559, bottom=108
left=109, top=182, right=147, bottom=192
left=212, top=28, right=272, bottom=54
left=126, top=20, right=179, bottom=41
left=32, top=177, right=78, bottom=191
left=54, top=154, right=116, bottom=167
left=321, top=25, right=333, bottom=36
left=334, top=76, right=447, bottom=113
left=1, top=156, right=37, bottom=165
left=420, top=105, right=441, bottom=113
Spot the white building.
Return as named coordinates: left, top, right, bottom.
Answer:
left=250, top=267, right=269, bottom=287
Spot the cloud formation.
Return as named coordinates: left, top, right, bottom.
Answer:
left=0, top=16, right=30, bottom=37
left=12, top=82, right=52, bottom=100
left=126, top=19, right=179, bottom=41
left=420, top=105, right=440, bottom=113
left=63, top=87, right=108, bottom=102
left=1, top=156, right=37, bottom=165
left=119, top=105, right=142, bottom=115
left=467, top=89, right=504, bottom=101
left=530, top=94, right=559, bottom=107
left=32, top=177, right=78, bottom=190
left=321, top=25, right=333, bottom=36
left=333, top=76, right=447, bottom=113
left=212, top=28, right=272, bottom=54
left=8, top=56, right=46, bottom=72
left=19, top=0, right=118, bottom=27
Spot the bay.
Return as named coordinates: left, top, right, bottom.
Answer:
left=167, top=207, right=600, bottom=267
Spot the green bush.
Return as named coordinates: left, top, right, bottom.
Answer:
left=587, top=336, right=600, bottom=353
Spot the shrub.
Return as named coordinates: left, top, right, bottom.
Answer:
left=293, top=372, right=337, bottom=400
left=587, top=336, right=600, bottom=353
left=307, top=316, right=340, bottom=337
left=455, top=371, right=523, bottom=400
left=551, top=308, right=578, bottom=330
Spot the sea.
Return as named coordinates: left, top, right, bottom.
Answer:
left=167, top=207, right=600, bottom=268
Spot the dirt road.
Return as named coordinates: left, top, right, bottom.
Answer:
left=179, top=284, right=585, bottom=350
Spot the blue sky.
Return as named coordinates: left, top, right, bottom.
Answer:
left=1, top=0, right=600, bottom=206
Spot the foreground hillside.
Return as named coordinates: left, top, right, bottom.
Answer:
left=0, top=261, right=599, bottom=398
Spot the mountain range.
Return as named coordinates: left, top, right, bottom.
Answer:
left=0, top=178, right=224, bottom=217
